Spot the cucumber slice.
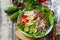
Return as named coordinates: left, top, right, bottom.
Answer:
left=29, top=28, right=33, bottom=34
left=33, top=28, right=37, bottom=33
left=24, top=27, right=29, bottom=32
left=27, top=21, right=34, bottom=26
left=24, top=24, right=29, bottom=32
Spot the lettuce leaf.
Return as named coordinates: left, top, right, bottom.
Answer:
left=18, top=10, right=24, bottom=19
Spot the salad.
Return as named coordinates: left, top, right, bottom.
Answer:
left=4, top=0, right=55, bottom=38
left=17, top=9, right=48, bottom=37
left=17, top=5, right=54, bottom=38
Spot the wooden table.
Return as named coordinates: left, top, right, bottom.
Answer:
left=52, top=25, right=56, bottom=40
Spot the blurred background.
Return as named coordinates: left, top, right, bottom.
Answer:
left=0, top=0, right=60, bottom=40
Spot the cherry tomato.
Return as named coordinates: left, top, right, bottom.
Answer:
left=20, top=20, right=25, bottom=24
left=39, top=0, right=47, bottom=3
left=20, top=19, right=29, bottom=24
left=24, top=19, right=29, bottom=23
left=22, top=15, right=28, bottom=19
left=34, top=15, right=38, bottom=20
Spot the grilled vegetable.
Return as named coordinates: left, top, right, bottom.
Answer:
left=34, top=9, right=49, bottom=29
left=37, top=5, right=54, bottom=25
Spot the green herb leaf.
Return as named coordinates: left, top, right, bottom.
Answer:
left=24, top=4, right=34, bottom=11
left=37, top=5, right=45, bottom=11
left=18, top=10, right=23, bottom=19
left=26, top=0, right=38, bottom=5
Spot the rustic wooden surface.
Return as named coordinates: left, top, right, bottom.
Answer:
left=52, top=27, right=56, bottom=40
left=15, top=27, right=35, bottom=40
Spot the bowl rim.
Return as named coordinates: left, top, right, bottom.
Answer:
left=19, top=25, right=53, bottom=38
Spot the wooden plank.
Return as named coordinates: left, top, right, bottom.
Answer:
left=15, top=27, right=35, bottom=40
left=52, top=27, right=56, bottom=40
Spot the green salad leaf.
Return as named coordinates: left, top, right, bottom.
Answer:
left=18, top=10, right=24, bottom=19
left=37, top=5, right=45, bottom=11
left=17, top=23, right=25, bottom=30
left=26, top=0, right=38, bottom=5
left=24, top=4, right=34, bottom=11
left=39, top=31, right=46, bottom=37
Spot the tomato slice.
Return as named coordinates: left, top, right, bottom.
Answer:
left=22, top=15, right=28, bottom=19
left=34, top=15, right=38, bottom=20
left=20, top=20, right=25, bottom=24
left=20, top=19, right=29, bottom=24
left=24, top=19, right=29, bottom=23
